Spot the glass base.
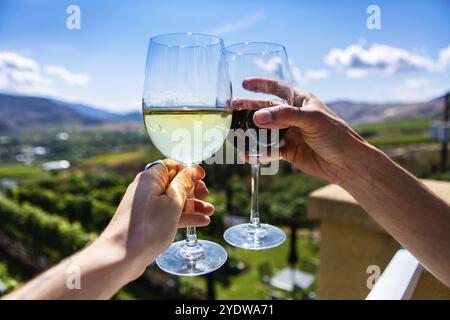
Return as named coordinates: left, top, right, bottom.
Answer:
left=155, top=240, right=227, bottom=276
left=223, top=223, right=286, bottom=250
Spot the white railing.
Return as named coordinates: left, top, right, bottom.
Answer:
left=366, top=248, right=423, bottom=300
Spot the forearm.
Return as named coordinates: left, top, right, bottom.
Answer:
left=338, top=141, right=450, bottom=286
left=3, top=237, right=132, bottom=300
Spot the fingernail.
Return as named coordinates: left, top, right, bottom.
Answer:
left=254, top=109, right=272, bottom=124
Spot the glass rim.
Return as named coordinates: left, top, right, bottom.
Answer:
left=226, top=42, right=287, bottom=55
left=149, top=32, right=224, bottom=48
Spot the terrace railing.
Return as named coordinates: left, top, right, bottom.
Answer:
left=366, top=248, right=423, bottom=300
left=308, top=179, right=450, bottom=300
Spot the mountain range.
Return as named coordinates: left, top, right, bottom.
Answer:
left=0, top=93, right=141, bottom=132
left=0, top=92, right=447, bottom=133
left=329, top=96, right=446, bottom=124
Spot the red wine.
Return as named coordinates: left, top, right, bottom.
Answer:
left=229, top=109, right=287, bottom=155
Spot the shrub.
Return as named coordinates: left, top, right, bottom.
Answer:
left=0, top=194, right=96, bottom=261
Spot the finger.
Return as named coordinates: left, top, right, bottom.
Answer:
left=293, top=88, right=314, bottom=107
left=242, top=77, right=293, bottom=102
left=253, top=104, right=321, bottom=131
left=182, top=199, right=215, bottom=216
left=138, top=164, right=169, bottom=196
left=231, top=98, right=282, bottom=110
left=166, top=165, right=206, bottom=206
left=178, top=214, right=211, bottom=228
left=162, top=159, right=183, bottom=181
left=194, top=180, right=209, bottom=200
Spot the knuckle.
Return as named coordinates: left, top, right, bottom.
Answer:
left=176, top=174, right=194, bottom=190
left=304, top=91, right=314, bottom=100
left=134, top=171, right=144, bottom=181
left=276, top=105, right=299, bottom=118
left=142, top=165, right=167, bottom=183
left=267, top=81, right=277, bottom=92
left=197, top=165, right=206, bottom=178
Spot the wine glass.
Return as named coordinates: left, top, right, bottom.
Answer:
left=142, top=33, right=231, bottom=275
left=224, top=42, right=294, bottom=250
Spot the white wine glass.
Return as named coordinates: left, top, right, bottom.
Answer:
left=224, top=42, right=294, bottom=250
left=142, top=33, right=231, bottom=276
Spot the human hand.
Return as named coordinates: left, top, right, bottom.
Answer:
left=234, top=78, right=369, bottom=184
left=98, top=159, right=213, bottom=281
left=1, top=160, right=213, bottom=300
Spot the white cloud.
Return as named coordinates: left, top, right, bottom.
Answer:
left=290, top=59, right=329, bottom=86
left=438, top=45, right=450, bottom=68
left=0, top=51, right=39, bottom=72
left=324, top=43, right=450, bottom=77
left=205, top=12, right=265, bottom=36
left=254, top=56, right=282, bottom=73
left=0, top=51, right=90, bottom=97
left=292, top=65, right=329, bottom=85
left=389, top=77, right=448, bottom=102
left=302, top=69, right=329, bottom=81
left=44, top=65, right=90, bottom=86
left=253, top=56, right=288, bottom=81
left=253, top=57, right=329, bottom=86
left=0, top=52, right=56, bottom=96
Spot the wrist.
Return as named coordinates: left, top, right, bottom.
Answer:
left=88, top=234, right=144, bottom=286
left=334, top=139, right=388, bottom=190
left=94, top=228, right=161, bottom=283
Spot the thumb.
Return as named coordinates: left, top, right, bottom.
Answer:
left=166, top=165, right=206, bottom=207
left=253, top=104, right=322, bottom=132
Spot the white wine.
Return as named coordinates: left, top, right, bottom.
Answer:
left=144, top=107, right=232, bottom=164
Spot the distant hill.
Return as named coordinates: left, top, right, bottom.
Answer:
left=0, top=92, right=447, bottom=132
left=121, top=111, right=142, bottom=122
left=0, top=93, right=138, bottom=132
left=0, top=94, right=101, bottom=132
left=51, top=100, right=124, bottom=121
left=328, top=95, right=446, bottom=124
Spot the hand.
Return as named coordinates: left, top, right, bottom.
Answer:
left=2, top=160, right=214, bottom=300
left=234, top=77, right=369, bottom=184
left=234, top=78, right=450, bottom=287
left=98, top=159, right=214, bottom=281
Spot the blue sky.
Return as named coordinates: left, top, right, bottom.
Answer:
left=0, top=0, right=449, bottom=112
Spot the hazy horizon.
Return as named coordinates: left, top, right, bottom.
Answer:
left=0, top=87, right=448, bottom=116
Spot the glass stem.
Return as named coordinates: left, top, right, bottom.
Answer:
left=186, top=226, right=197, bottom=246
left=250, top=163, right=261, bottom=228
left=183, top=163, right=198, bottom=247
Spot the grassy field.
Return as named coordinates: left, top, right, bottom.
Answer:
left=354, top=118, right=432, bottom=147
left=0, top=165, right=48, bottom=181
left=83, top=150, right=149, bottom=166
left=367, top=134, right=430, bottom=147
left=354, top=117, right=432, bottom=133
